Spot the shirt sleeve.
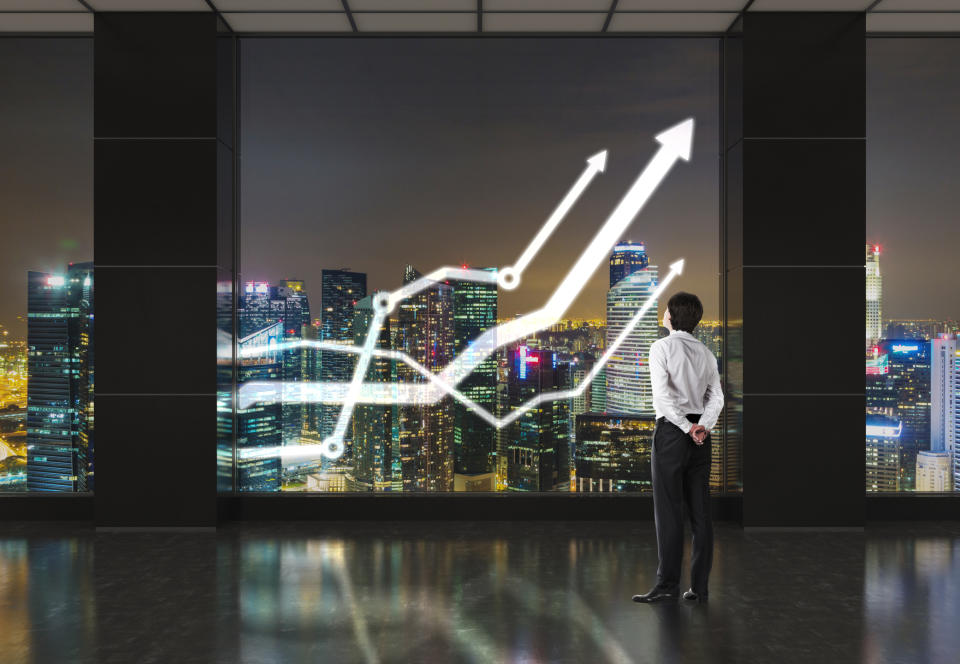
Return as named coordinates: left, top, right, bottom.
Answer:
left=698, top=350, right=725, bottom=433
left=649, top=341, right=694, bottom=434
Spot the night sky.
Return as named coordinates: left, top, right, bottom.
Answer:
left=1, top=37, right=958, bottom=338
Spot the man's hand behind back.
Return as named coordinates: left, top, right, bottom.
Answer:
left=689, top=424, right=707, bottom=445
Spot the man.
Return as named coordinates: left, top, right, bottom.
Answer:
left=633, top=291, right=723, bottom=605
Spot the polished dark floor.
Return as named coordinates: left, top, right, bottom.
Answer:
left=1, top=520, right=958, bottom=664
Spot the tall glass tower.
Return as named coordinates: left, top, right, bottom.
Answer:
left=26, top=263, right=94, bottom=492
left=609, top=241, right=649, bottom=288
left=866, top=244, right=882, bottom=350
left=319, top=269, right=366, bottom=443
left=931, top=334, right=959, bottom=491
left=452, top=267, right=498, bottom=489
left=351, top=294, right=392, bottom=492
left=605, top=244, right=658, bottom=416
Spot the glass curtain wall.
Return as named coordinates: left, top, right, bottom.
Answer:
left=0, top=38, right=93, bottom=493
left=232, top=37, right=726, bottom=494
left=866, top=38, right=960, bottom=494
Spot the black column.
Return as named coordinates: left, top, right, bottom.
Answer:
left=723, top=13, right=865, bottom=527
left=93, top=13, right=233, bottom=526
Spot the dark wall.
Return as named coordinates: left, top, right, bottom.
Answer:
left=724, top=13, right=865, bottom=527
left=93, top=13, right=233, bottom=526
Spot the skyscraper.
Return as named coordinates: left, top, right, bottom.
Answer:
left=609, top=241, right=649, bottom=288
left=877, top=339, right=931, bottom=491
left=319, top=269, right=366, bottom=442
left=504, top=345, right=569, bottom=491
left=866, top=244, right=882, bottom=350
left=452, top=268, right=498, bottom=491
left=866, top=414, right=901, bottom=492
left=25, top=263, right=94, bottom=492
left=395, top=265, right=455, bottom=491
left=931, top=334, right=959, bottom=491
left=606, top=260, right=659, bottom=416
left=916, top=450, right=952, bottom=492
left=236, top=321, right=283, bottom=491
left=276, top=279, right=310, bottom=447
left=351, top=294, right=392, bottom=492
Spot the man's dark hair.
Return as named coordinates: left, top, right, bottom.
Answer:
left=667, top=292, right=703, bottom=333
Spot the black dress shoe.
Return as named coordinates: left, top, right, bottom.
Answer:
left=632, top=586, right=679, bottom=603
left=682, top=588, right=708, bottom=603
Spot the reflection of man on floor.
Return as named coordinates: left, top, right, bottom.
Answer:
left=633, top=292, right=724, bottom=605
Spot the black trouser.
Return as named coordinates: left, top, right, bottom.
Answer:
left=651, top=414, right=713, bottom=594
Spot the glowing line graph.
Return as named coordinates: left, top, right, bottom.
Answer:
left=237, top=117, right=695, bottom=462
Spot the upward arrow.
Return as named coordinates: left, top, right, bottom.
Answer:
left=546, top=118, right=693, bottom=312
left=438, top=118, right=695, bottom=389
left=507, top=149, right=608, bottom=287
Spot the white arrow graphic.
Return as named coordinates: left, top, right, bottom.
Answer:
left=498, top=150, right=607, bottom=291
left=236, top=117, right=695, bottom=461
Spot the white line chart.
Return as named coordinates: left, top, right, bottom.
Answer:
left=237, top=117, right=695, bottom=462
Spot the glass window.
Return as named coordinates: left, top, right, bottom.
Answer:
left=234, top=37, right=723, bottom=493
left=866, top=38, right=960, bottom=493
left=0, top=38, right=93, bottom=492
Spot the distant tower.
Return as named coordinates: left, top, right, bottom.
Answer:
left=866, top=414, right=901, bottom=492
left=504, top=345, right=569, bottom=491
left=351, top=295, right=392, bottom=492
left=606, top=246, right=659, bottom=416
left=26, top=263, right=94, bottom=492
left=931, top=334, right=959, bottom=491
left=609, top=241, right=649, bottom=288
left=916, top=451, right=952, bottom=492
left=866, top=244, right=882, bottom=350
left=277, top=279, right=310, bottom=447
left=236, top=322, right=282, bottom=491
left=394, top=266, right=455, bottom=491
left=452, top=268, right=498, bottom=491
left=319, top=269, right=366, bottom=443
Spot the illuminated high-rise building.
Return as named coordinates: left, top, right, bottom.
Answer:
left=931, top=334, right=960, bottom=491
left=606, top=258, right=659, bottom=416
left=351, top=294, right=392, bottom=492
left=319, top=269, right=366, bottom=442
left=574, top=412, right=654, bottom=492
left=25, top=264, right=94, bottom=492
left=236, top=322, right=283, bottom=491
left=866, top=244, right=882, bottom=350
left=590, top=366, right=606, bottom=413
left=609, top=241, right=648, bottom=288
left=504, top=345, right=569, bottom=491
left=916, top=451, right=952, bottom=492
left=875, top=339, right=931, bottom=491
left=276, top=279, right=310, bottom=446
left=452, top=268, right=498, bottom=491
left=395, top=265, right=455, bottom=491
left=866, top=414, right=901, bottom=492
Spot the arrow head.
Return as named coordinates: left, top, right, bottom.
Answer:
left=587, top=150, right=608, bottom=173
left=655, top=118, right=694, bottom=162
left=669, top=258, right=685, bottom=275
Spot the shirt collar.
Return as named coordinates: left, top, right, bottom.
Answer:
left=669, top=329, right=695, bottom=338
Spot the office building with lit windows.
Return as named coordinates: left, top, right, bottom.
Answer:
left=574, top=412, right=655, bottom=492
left=236, top=322, right=283, bottom=492
left=916, top=450, right=952, bottom=492
left=609, top=241, right=649, bottom=288
left=866, top=244, right=882, bottom=350
left=606, top=263, right=659, bottom=416
left=452, top=268, right=498, bottom=490
left=319, top=269, right=367, bottom=442
left=350, top=295, right=393, bottom=492
left=866, top=415, right=901, bottom=492
left=931, top=334, right=960, bottom=491
left=504, top=345, right=569, bottom=491
left=25, top=263, right=94, bottom=492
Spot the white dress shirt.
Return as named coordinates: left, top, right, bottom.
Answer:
left=648, top=329, right=724, bottom=435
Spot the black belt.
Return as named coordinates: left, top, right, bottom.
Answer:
left=657, top=414, right=703, bottom=424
